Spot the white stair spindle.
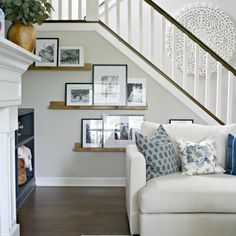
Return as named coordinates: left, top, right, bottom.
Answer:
left=216, top=62, right=222, bottom=117
left=116, top=0, right=120, bottom=35
left=86, top=0, right=99, bottom=21
left=171, top=26, right=176, bottom=80
left=205, top=53, right=211, bottom=108
left=150, top=7, right=155, bottom=62
left=68, top=0, right=72, bottom=20
left=227, top=71, right=233, bottom=124
left=160, top=16, right=165, bottom=70
left=183, top=34, right=188, bottom=90
left=58, top=0, right=62, bottom=20
left=194, top=44, right=199, bottom=99
left=128, top=0, right=131, bottom=43
left=139, top=0, right=143, bottom=53
left=78, top=0, right=82, bottom=20
left=105, top=0, right=109, bottom=25
left=48, top=0, right=53, bottom=19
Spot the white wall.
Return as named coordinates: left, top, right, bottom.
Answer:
left=22, top=31, right=205, bottom=181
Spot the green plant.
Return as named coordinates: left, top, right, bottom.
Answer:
left=2, top=0, right=54, bottom=25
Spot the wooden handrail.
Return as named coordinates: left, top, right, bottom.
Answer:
left=39, top=19, right=224, bottom=124
left=144, top=0, right=236, bottom=76
left=98, top=20, right=224, bottom=125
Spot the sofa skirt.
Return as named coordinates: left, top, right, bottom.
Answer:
left=140, top=213, right=236, bottom=236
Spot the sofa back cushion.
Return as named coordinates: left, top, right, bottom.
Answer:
left=141, top=121, right=236, bottom=168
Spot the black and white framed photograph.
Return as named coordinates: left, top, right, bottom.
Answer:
left=81, top=119, right=103, bottom=148
left=103, top=114, right=144, bottom=148
left=65, top=83, right=93, bottom=106
left=59, top=46, right=84, bottom=67
left=35, top=38, right=59, bottom=67
left=93, top=64, right=127, bottom=106
left=169, top=119, right=194, bottom=124
left=127, top=78, right=146, bottom=106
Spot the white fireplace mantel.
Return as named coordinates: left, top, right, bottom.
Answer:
left=0, top=37, right=39, bottom=236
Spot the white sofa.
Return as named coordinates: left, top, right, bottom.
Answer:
left=126, top=121, right=236, bottom=236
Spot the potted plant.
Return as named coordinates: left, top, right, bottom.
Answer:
left=1, top=0, right=53, bottom=52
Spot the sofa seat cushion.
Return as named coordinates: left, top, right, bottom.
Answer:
left=139, top=172, right=236, bottom=213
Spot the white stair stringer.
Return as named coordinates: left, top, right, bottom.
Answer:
left=36, top=22, right=220, bottom=125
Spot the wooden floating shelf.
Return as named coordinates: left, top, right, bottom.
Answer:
left=74, top=143, right=126, bottom=152
left=48, top=101, right=148, bottom=110
left=28, top=63, right=92, bottom=71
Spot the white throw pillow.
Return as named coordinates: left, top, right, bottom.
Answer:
left=176, top=135, right=225, bottom=175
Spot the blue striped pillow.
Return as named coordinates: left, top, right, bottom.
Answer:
left=226, top=134, right=236, bottom=175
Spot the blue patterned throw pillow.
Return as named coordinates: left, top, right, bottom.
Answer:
left=135, top=125, right=180, bottom=180
left=176, top=136, right=225, bottom=176
left=226, top=133, right=236, bottom=175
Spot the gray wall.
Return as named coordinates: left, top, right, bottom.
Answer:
left=22, top=31, right=205, bottom=179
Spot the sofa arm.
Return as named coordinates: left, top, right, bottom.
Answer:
left=126, top=144, right=146, bottom=235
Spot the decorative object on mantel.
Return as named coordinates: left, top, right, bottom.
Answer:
left=166, top=3, right=236, bottom=76
left=1, top=0, right=53, bottom=52
left=0, top=7, right=5, bottom=38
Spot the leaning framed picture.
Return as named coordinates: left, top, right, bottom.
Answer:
left=127, top=78, right=146, bottom=106
left=169, top=119, right=194, bottom=124
left=35, top=38, right=59, bottom=67
left=81, top=119, right=103, bottom=148
left=65, top=83, right=93, bottom=106
left=59, top=46, right=84, bottom=67
left=103, top=114, right=144, bottom=148
left=93, top=64, right=127, bottom=106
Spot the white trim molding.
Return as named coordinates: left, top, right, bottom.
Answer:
left=0, top=39, right=39, bottom=236
left=36, top=177, right=126, bottom=187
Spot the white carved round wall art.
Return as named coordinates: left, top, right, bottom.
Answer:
left=166, top=3, right=236, bottom=76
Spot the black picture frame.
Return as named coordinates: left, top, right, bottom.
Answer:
left=169, top=119, right=194, bottom=124
left=35, top=38, right=59, bottom=67
left=81, top=118, right=103, bottom=148
left=59, top=46, right=84, bottom=67
left=65, top=83, right=93, bottom=106
left=92, top=64, right=128, bottom=106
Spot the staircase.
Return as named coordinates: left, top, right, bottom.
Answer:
left=47, top=0, right=236, bottom=124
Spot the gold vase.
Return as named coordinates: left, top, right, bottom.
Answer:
left=7, top=22, right=36, bottom=52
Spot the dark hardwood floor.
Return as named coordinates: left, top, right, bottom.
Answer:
left=17, top=187, right=130, bottom=236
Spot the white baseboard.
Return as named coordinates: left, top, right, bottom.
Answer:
left=36, top=177, right=126, bottom=187
left=10, top=224, right=20, bottom=236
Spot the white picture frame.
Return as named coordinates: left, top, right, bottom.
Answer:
left=35, top=38, right=59, bottom=67
left=59, top=46, right=84, bottom=67
left=65, top=83, right=93, bottom=106
left=81, top=119, right=103, bottom=148
left=93, top=64, right=127, bottom=106
left=127, top=78, right=146, bottom=106
left=103, top=114, right=144, bottom=148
